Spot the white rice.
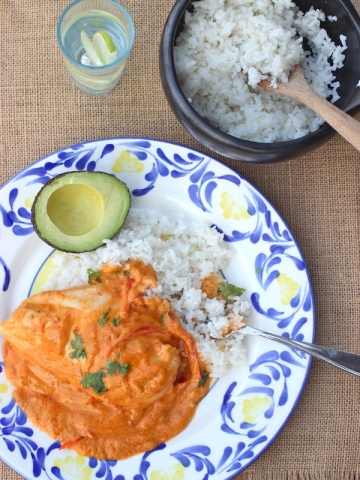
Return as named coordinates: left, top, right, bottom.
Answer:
left=44, top=210, right=251, bottom=378
left=174, top=0, right=348, bottom=142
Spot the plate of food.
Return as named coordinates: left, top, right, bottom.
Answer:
left=0, top=138, right=314, bottom=480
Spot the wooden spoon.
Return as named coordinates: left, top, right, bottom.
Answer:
left=259, top=64, right=360, bottom=152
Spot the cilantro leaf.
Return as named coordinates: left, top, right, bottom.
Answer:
left=106, top=360, right=130, bottom=376
left=69, top=332, right=87, bottom=360
left=218, top=282, right=245, bottom=300
left=197, top=370, right=209, bottom=387
left=112, top=317, right=121, bottom=326
left=81, top=370, right=107, bottom=394
left=160, top=300, right=171, bottom=324
left=98, top=308, right=111, bottom=326
left=87, top=268, right=101, bottom=284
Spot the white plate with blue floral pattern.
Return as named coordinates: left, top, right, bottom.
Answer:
left=0, top=138, right=314, bottom=480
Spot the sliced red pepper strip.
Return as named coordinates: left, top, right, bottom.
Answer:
left=60, top=435, right=84, bottom=450
left=123, top=326, right=171, bottom=340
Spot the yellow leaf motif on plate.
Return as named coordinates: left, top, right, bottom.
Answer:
left=149, top=462, right=186, bottom=480
left=220, top=192, right=250, bottom=220
left=276, top=272, right=299, bottom=306
left=24, top=194, right=36, bottom=208
left=53, top=455, right=91, bottom=480
left=30, top=251, right=60, bottom=296
left=0, top=383, right=8, bottom=404
left=242, top=395, right=271, bottom=424
left=112, top=150, right=144, bottom=173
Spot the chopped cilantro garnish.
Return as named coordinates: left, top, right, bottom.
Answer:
left=218, top=283, right=245, bottom=301
left=87, top=268, right=101, bottom=284
left=69, top=332, right=87, bottom=360
left=106, top=360, right=130, bottom=376
left=197, top=370, right=209, bottom=387
left=124, top=271, right=130, bottom=277
left=81, top=370, right=107, bottom=394
left=112, top=317, right=121, bottom=326
left=160, top=300, right=171, bottom=324
left=98, top=308, right=111, bottom=326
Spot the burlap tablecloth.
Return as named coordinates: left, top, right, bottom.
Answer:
left=1, top=0, right=359, bottom=479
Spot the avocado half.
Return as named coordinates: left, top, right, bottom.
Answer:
left=31, top=171, right=131, bottom=253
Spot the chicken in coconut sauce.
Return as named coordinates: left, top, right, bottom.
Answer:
left=0, top=260, right=210, bottom=460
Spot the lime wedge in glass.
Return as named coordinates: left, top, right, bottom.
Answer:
left=80, top=29, right=118, bottom=67
left=92, top=30, right=118, bottom=65
left=80, top=30, right=104, bottom=67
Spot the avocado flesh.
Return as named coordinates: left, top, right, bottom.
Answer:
left=47, top=184, right=103, bottom=236
left=32, top=171, right=131, bottom=253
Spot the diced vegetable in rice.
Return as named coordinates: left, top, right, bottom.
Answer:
left=44, top=210, right=251, bottom=378
left=174, top=0, right=348, bottom=142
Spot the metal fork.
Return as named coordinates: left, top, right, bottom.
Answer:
left=211, top=325, right=360, bottom=377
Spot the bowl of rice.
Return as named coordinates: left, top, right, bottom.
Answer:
left=159, top=0, right=360, bottom=163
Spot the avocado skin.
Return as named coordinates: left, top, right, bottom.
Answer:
left=31, top=171, right=131, bottom=253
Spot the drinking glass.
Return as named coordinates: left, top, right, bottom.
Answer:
left=57, top=0, right=135, bottom=95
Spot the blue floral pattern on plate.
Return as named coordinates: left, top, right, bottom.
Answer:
left=0, top=138, right=315, bottom=480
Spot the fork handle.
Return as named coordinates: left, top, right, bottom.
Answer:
left=243, top=326, right=360, bottom=376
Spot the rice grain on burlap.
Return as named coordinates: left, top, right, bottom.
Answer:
left=0, top=1, right=359, bottom=479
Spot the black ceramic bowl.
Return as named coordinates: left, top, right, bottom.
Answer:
left=160, top=0, right=360, bottom=163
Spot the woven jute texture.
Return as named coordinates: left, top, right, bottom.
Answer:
left=1, top=0, right=359, bottom=479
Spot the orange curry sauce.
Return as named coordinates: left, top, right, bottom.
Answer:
left=0, top=260, right=210, bottom=459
